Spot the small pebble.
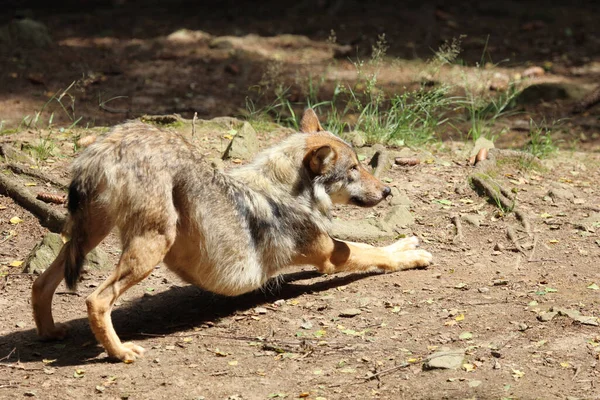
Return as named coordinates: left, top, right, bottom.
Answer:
left=339, top=308, right=362, bottom=318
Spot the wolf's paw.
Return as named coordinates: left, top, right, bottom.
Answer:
left=391, top=249, right=433, bottom=270
left=38, top=322, right=69, bottom=341
left=384, top=236, right=420, bottom=253
left=111, top=342, right=146, bottom=363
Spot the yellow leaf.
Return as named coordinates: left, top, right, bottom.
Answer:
left=455, top=313, right=465, bottom=321
left=313, top=369, right=323, bottom=375
left=511, top=369, right=524, bottom=379
left=444, top=320, right=457, bottom=326
left=42, top=359, right=57, bottom=364
left=9, top=260, right=23, bottom=267
left=223, top=134, right=233, bottom=140
left=462, top=363, right=475, bottom=372
left=9, top=216, right=23, bottom=224
left=24, top=182, right=37, bottom=187
left=183, top=337, right=193, bottom=343
left=560, top=362, right=570, bottom=368
left=0, top=205, right=6, bottom=210
left=540, top=213, right=552, bottom=218
left=228, top=360, right=238, bottom=366
left=407, top=358, right=419, bottom=363
left=549, top=239, right=559, bottom=244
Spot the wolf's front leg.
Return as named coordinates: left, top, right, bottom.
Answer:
left=295, top=234, right=432, bottom=274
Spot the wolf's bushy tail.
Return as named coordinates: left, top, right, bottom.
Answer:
left=63, top=181, right=88, bottom=290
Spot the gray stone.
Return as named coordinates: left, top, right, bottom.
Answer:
left=389, top=187, right=412, bottom=207
left=517, top=82, right=587, bottom=104
left=330, top=219, right=394, bottom=242
left=0, top=19, right=52, bottom=48
left=346, top=131, right=366, bottom=148
left=547, top=187, right=574, bottom=202
left=382, top=206, right=414, bottom=228
left=339, top=308, right=362, bottom=318
left=0, top=144, right=36, bottom=164
left=537, top=311, right=558, bottom=322
left=469, top=137, right=495, bottom=159
left=462, top=214, right=483, bottom=227
left=423, top=349, right=465, bottom=370
left=222, top=121, right=259, bottom=160
left=23, top=233, right=111, bottom=274
left=575, top=213, right=600, bottom=232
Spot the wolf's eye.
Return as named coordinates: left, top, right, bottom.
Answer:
left=349, top=165, right=358, bottom=172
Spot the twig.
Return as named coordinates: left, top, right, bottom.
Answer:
left=0, top=348, right=16, bottom=362
left=572, top=84, right=600, bottom=113
left=0, top=172, right=66, bottom=232
left=192, top=112, right=198, bottom=138
left=450, top=213, right=463, bottom=244
left=0, top=363, right=42, bottom=371
left=363, top=362, right=410, bottom=382
left=0, top=384, right=18, bottom=389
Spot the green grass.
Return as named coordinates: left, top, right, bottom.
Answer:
left=524, top=118, right=559, bottom=159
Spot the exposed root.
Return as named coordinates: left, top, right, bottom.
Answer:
left=450, top=213, right=463, bottom=244
left=7, top=163, right=68, bottom=190
left=572, top=84, right=600, bottom=114
left=0, top=172, right=66, bottom=232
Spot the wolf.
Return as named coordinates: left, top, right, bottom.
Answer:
left=31, top=109, right=432, bottom=362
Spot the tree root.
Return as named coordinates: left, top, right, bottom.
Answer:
left=7, top=163, right=68, bottom=190
left=450, top=213, right=463, bottom=244
left=369, top=144, right=389, bottom=179
left=0, top=172, right=66, bottom=232
left=468, top=148, right=535, bottom=248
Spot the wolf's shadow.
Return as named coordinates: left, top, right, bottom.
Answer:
left=0, top=269, right=381, bottom=366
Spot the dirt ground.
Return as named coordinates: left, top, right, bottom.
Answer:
left=0, top=1, right=600, bottom=400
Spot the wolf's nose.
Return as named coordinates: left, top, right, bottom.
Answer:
left=382, top=186, right=391, bottom=198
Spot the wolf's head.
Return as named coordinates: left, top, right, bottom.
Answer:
left=300, top=109, right=391, bottom=208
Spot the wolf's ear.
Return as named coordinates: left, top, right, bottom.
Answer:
left=300, top=108, right=324, bottom=133
left=308, top=145, right=336, bottom=175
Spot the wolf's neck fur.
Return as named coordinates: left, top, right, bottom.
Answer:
left=227, top=134, right=332, bottom=218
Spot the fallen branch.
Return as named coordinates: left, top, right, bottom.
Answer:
left=0, top=172, right=66, bottom=232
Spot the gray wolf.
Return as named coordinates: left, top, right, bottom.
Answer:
left=31, top=109, right=432, bottom=362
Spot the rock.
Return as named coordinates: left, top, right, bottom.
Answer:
left=330, top=219, right=395, bottom=242
left=208, top=157, right=224, bottom=171
left=0, top=18, right=52, bottom=48
left=423, top=349, right=465, bottom=370
left=517, top=82, right=587, bottom=104
left=518, top=323, right=529, bottom=331
left=522, top=66, right=545, bottom=78
left=346, top=131, right=366, bottom=148
left=462, top=214, right=483, bottom=227
left=382, top=206, right=414, bottom=228
left=537, top=311, right=558, bottom=322
left=0, top=144, right=36, bottom=164
left=575, top=213, right=600, bottom=232
left=23, top=233, right=110, bottom=274
left=553, top=307, right=599, bottom=326
left=572, top=315, right=599, bottom=326
left=469, top=137, right=495, bottom=159
left=468, top=380, right=482, bottom=388
left=166, top=29, right=211, bottom=43
left=254, top=307, right=268, bottom=314
left=478, top=287, right=490, bottom=293
left=547, top=187, right=574, bottom=203
left=389, top=187, right=412, bottom=207
left=339, top=308, right=361, bottom=318
left=222, top=122, right=259, bottom=160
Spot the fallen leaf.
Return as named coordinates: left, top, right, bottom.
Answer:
left=560, top=362, right=571, bottom=368
left=587, top=283, right=599, bottom=290
left=9, top=216, right=23, bottom=224
left=459, top=332, right=473, bottom=340
left=73, top=369, right=85, bottom=378
left=462, top=363, right=475, bottom=372
left=511, top=369, right=525, bottom=379
left=228, top=360, right=238, bottom=366
left=24, top=182, right=37, bottom=187
left=9, top=260, right=23, bottom=267
left=42, top=359, right=57, bottom=364
left=314, top=329, right=326, bottom=338
left=213, top=348, right=229, bottom=357
left=455, top=313, right=465, bottom=322
left=434, top=199, right=453, bottom=206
